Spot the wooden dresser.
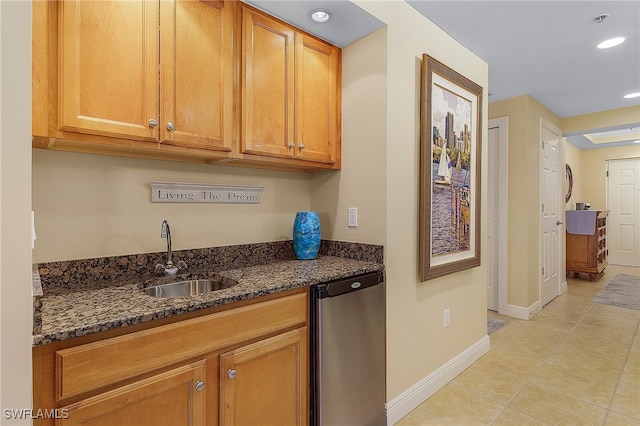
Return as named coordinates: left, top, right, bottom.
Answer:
left=566, top=210, right=608, bottom=281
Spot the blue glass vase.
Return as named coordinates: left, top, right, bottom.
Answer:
left=293, top=211, right=321, bottom=260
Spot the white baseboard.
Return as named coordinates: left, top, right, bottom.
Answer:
left=560, top=280, right=568, bottom=295
left=385, top=335, right=490, bottom=425
left=501, top=301, right=541, bottom=320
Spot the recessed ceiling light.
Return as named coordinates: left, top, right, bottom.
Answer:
left=597, top=37, right=626, bottom=49
left=624, top=92, right=640, bottom=99
left=310, top=9, right=331, bottom=23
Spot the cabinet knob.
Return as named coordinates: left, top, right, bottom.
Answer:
left=148, top=119, right=158, bottom=128
left=194, top=380, right=206, bottom=392
left=166, top=122, right=175, bottom=132
left=227, top=369, right=237, bottom=379
left=298, top=143, right=305, bottom=150
left=288, top=142, right=295, bottom=149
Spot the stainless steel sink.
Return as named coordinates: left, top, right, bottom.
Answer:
left=143, top=278, right=236, bottom=298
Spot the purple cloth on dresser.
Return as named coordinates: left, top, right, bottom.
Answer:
left=566, top=210, right=597, bottom=235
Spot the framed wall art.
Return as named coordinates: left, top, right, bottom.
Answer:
left=419, top=55, right=483, bottom=281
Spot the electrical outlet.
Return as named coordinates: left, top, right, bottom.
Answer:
left=348, top=207, right=358, bottom=228
left=444, top=308, right=450, bottom=327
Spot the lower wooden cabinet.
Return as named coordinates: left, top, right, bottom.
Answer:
left=59, top=361, right=206, bottom=426
left=220, top=327, right=308, bottom=426
left=33, top=290, right=309, bottom=426
left=566, top=210, right=608, bottom=281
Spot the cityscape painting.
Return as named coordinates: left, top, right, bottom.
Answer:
left=419, top=55, right=482, bottom=281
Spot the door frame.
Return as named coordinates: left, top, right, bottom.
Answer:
left=539, top=118, right=566, bottom=307
left=488, top=117, right=509, bottom=315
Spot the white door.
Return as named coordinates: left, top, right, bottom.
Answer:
left=487, top=126, right=499, bottom=311
left=540, top=119, right=562, bottom=307
left=487, top=117, right=508, bottom=314
left=607, top=158, right=640, bottom=267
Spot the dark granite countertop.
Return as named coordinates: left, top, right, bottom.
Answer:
left=33, top=254, right=383, bottom=346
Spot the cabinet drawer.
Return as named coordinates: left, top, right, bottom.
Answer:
left=55, top=292, right=306, bottom=401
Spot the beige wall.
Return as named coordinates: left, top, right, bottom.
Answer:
left=581, top=145, right=640, bottom=209
left=562, top=105, right=640, bottom=210
left=1, top=0, right=34, bottom=419
left=32, top=150, right=314, bottom=262
left=28, top=0, right=488, bottom=415
left=488, top=96, right=529, bottom=307
left=310, top=28, right=387, bottom=245
left=352, top=0, right=488, bottom=401
left=562, top=105, right=640, bottom=135
left=564, top=140, right=583, bottom=208
left=489, top=95, right=562, bottom=308
left=489, top=98, right=638, bottom=311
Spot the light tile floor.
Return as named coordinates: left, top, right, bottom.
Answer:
left=397, top=265, right=640, bottom=426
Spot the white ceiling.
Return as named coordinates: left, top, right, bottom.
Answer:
left=247, top=0, right=640, bottom=150
left=244, top=0, right=386, bottom=47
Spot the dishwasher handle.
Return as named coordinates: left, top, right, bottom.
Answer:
left=315, top=272, right=382, bottom=299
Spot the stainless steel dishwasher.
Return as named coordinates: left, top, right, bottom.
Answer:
left=310, top=272, right=386, bottom=426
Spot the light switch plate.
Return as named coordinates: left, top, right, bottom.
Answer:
left=348, top=207, right=358, bottom=228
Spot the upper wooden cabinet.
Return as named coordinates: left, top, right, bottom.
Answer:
left=241, top=6, right=341, bottom=168
left=159, top=0, right=235, bottom=152
left=32, top=1, right=341, bottom=171
left=295, top=34, right=341, bottom=165
left=56, top=0, right=234, bottom=153
left=57, top=0, right=159, bottom=142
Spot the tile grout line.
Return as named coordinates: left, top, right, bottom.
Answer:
left=502, top=269, right=636, bottom=425
left=553, top=300, right=623, bottom=426
left=483, top=316, right=558, bottom=425
left=492, top=313, right=579, bottom=426
left=397, top=267, right=638, bottom=425
left=491, top=294, right=606, bottom=425
left=602, top=315, right=640, bottom=424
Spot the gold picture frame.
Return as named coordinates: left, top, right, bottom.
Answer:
left=419, top=55, right=483, bottom=281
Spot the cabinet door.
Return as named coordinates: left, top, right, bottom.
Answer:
left=241, top=7, right=295, bottom=159
left=59, top=361, right=206, bottom=426
left=58, top=0, right=159, bottom=141
left=220, top=327, right=308, bottom=426
left=160, top=0, right=234, bottom=152
left=295, top=34, right=340, bottom=165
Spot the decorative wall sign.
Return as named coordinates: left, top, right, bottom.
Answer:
left=150, top=181, right=263, bottom=204
left=419, top=55, right=483, bottom=281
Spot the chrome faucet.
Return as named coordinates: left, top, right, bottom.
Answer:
left=155, top=220, right=187, bottom=276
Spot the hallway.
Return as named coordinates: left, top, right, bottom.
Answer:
left=398, top=265, right=640, bottom=425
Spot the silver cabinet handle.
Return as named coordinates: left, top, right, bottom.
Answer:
left=148, top=119, right=158, bottom=128
left=195, top=380, right=205, bottom=392
left=166, top=122, right=175, bottom=132
left=227, top=369, right=237, bottom=379
left=288, top=142, right=295, bottom=149
left=298, top=143, right=305, bottom=150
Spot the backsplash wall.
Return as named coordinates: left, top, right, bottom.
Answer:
left=32, top=149, right=318, bottom=263
left=36, top=240, right=384, bottom=291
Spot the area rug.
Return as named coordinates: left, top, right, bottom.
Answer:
left=593, top=274, right=640, bottom=311
left=488, top=316, right=509, bottom=335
